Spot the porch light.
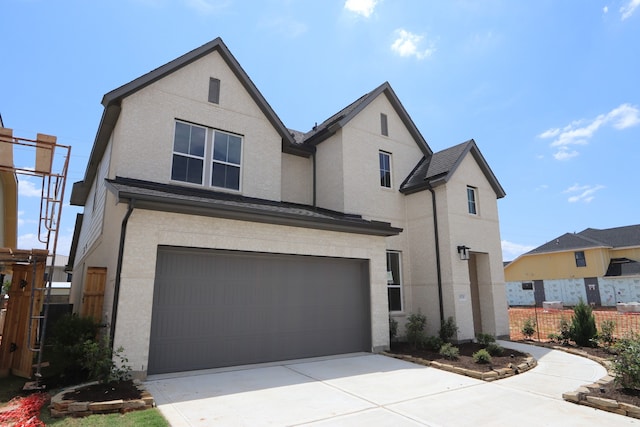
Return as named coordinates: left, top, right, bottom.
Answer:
left=457, top=245, right=470, bottom=261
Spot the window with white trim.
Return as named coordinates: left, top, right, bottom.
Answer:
left=379, top=151, right=392, bottom=188
left=171, top=121, right=242, bottom=191
left=467, top=186, right=477, bottom=215
left=575, top=251, right=587, bottom=267
left=387, top=251, right=403, bottom=312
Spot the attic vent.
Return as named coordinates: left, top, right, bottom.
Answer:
left=208, top=78, right=220, bottom=104
left=381, top=113, right=388, bottom=136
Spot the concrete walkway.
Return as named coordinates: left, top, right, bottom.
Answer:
left=145, top=341, right=639, bottom=426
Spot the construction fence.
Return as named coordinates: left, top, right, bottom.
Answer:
left=509, top=306, right=640, bottom=342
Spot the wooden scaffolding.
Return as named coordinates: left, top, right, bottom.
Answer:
left=0, top=128, right=70, bottom=382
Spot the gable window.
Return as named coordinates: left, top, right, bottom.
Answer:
left=172, top=122, right=206, bottom=184
left=212, top=131, right=242, bottom=190
left=387, top=251, right=403, bottom=312
left=171, top=120, right=242, bottom=191
left=380, top=113, right=388, bottom=136
left=379, top=151, right=392, bottom=188
left=208, top=78, right=220, bottom=104
left=467, top=186, right=477, bottom=215
left=575, top=251, right=586, bottom=267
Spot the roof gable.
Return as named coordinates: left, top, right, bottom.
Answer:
left=71, top=37, right=308, bottom=206
left=400, top=139, right=506, bottom=198
left=301, top=82, right=432, bottom=157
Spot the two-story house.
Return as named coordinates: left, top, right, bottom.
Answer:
left=68, top=37, right=508, bottom=378
left=505, top=225, right=640, bottom=307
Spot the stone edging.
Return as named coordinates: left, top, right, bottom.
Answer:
left=381, top=351, right=537, bottom=381
left=555, top=346, right=640, bottom=419
left=49, top=380, right=155, bottom=418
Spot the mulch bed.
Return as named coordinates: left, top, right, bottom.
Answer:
left=389, top=341, right=530, bottom=372
left=62, top=380, right=142, bottom=402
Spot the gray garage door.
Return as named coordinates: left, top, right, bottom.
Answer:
left=148, top=246, right=371, bottom=374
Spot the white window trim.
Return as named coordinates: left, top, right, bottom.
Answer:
left=387, top=250, right=403, bottom=312
left=170, top=120, right=243, bottom=192
left=379, top=150, right=393, bottom=189
left=467, top=186, right=478, bottom=215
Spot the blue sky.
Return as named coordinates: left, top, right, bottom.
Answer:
left=2, top=0, right=639, bottom=261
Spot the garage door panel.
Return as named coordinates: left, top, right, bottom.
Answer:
left=148, top=247, right=371, bottom=374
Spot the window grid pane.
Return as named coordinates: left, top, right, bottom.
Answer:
left=467, top=187, right=477, bottom=214
left=212, top=130, right=242, bottom=190
left=172, top=123, right=206, bottom=184
left=379, top=151, right=391, bottom=188
left=387, top=251, right=402, bottom=312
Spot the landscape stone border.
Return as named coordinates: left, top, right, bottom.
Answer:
left=556, top=345, right=640, bottom=419
left=49, top=380, right=155, bottom=418
left=382, top=351, right=537, bottom=381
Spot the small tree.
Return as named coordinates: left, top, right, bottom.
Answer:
left=405, top=312, right=427, bottom=349
left=521, top=317, right=536, bottom=340
left=612, top=332, right=640, bottom=390
left=599, top=319, right=616, bottom=349
left=389, top=316, right=398, bottom=343
left=571, top=300, right=597, bottom=347
left=81, top=333, right=132, bottom=383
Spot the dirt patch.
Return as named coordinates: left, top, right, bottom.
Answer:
left=62, top=380, right=142, bottom=402
left=388, top=341, right=530, bottom=372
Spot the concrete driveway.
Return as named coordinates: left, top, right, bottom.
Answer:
left=145, top=341, right=638, bottom=426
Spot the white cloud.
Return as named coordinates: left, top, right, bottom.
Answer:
left=344, top=0, right=378, bottom=17
left=564, top=184, right=605, bottom=203
left=18, top=178, right=42, bottom=197
left=539, top=103, right=640, bottom=160
left=502, top=240, right=536, bottom=261
left=604, top=5, right=609, bottom=13
left=259, top=16, right=307, bottom=38
left=18, top=233, right=45, bottom=251
left=621, top=0, right=640, bottom=20
left=391, top=29, right=436, bottom=60
left=185, top=0, right=231, bottom=14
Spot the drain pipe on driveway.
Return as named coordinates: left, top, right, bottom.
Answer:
left=109, top=199, right=135, bottom=348
left=427, top=185, right=445, bottom=325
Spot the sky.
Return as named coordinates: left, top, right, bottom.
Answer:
left=2, top=0, right=639, bottom=262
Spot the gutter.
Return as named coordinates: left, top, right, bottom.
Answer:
left=312, top=152, right=317, bottom=207
left=427, top=185, right=445, bottom=325
left=109, top=199, right=135, bottom=347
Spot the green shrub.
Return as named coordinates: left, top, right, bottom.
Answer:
left=48, top=314, right=100, bottom=384
left=571, top=300, right=597, bottom=347
left=389, top=316, right=398, bottom=342
left=424, top=335, right=443, bottom=351
left=81, top=334, right=132, bottom=383
left=472, top=349, right=492, bottom=364
left=521, top=317, right=536, bottom=339
left=486, top=342, right=504, bottom=356
left=439, top=343, right=459, bottom=360
left=405, top=312, right=427, bottom=349
left=439, top=316, right=459, bottom=343
left=612, top=332, right=640, bottom=390
left=599, top=319, right=616, bottom=348
left=476, top=333, right=496, bottom=346
left=558, top=316, right=572, bottom=345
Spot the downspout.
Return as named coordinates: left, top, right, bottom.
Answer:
left=427, top=185, right=445, bottom=325
left=312, top=152, right=317, bottom=207
left=109, top=199, right=135, bottom=348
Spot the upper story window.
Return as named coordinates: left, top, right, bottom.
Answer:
left=387, top=251, right=403, bottom=312
left=208, top=78, right=220, bottom=104
left=467, top=186, right=477, bottom=215
left=379, top=151, right=392, bottom=188
left=380, top=113, right=388, bottom=136
left=575, top=251, right=586, bottom=267
left=171, top=121, right=242, bottom=191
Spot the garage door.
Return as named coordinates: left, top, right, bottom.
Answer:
left=148, top=246, right=371, bottom=374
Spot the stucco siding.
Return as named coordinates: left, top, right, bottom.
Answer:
left=107, top=51, right=282, bottom=201
left=114, top=210, right=389, bottom=377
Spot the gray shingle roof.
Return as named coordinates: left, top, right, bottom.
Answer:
left=105, top=177, right=402, bottom=237
left=527, top=224, right=640, bottom=255
left=400, top=139, right=506, bottom=198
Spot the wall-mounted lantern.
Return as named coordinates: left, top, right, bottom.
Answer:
left=457, top=245, right=470, bottom=261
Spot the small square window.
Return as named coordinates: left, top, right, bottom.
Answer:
left=380, top=113, right=388, bottom=136
left=575, top=251, right=586, bottom=267
left=467, top=186, right=477, bottom=215
left=522, top=282, right=533, bottom=290
left=208, top=78, right=220, bottom=104
left=379, top=151, right=392, bottom=188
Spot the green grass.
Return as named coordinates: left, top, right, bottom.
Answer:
left=40, top=408, right=170, bottom=426
left=0, top=375, right=169, bottom=426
